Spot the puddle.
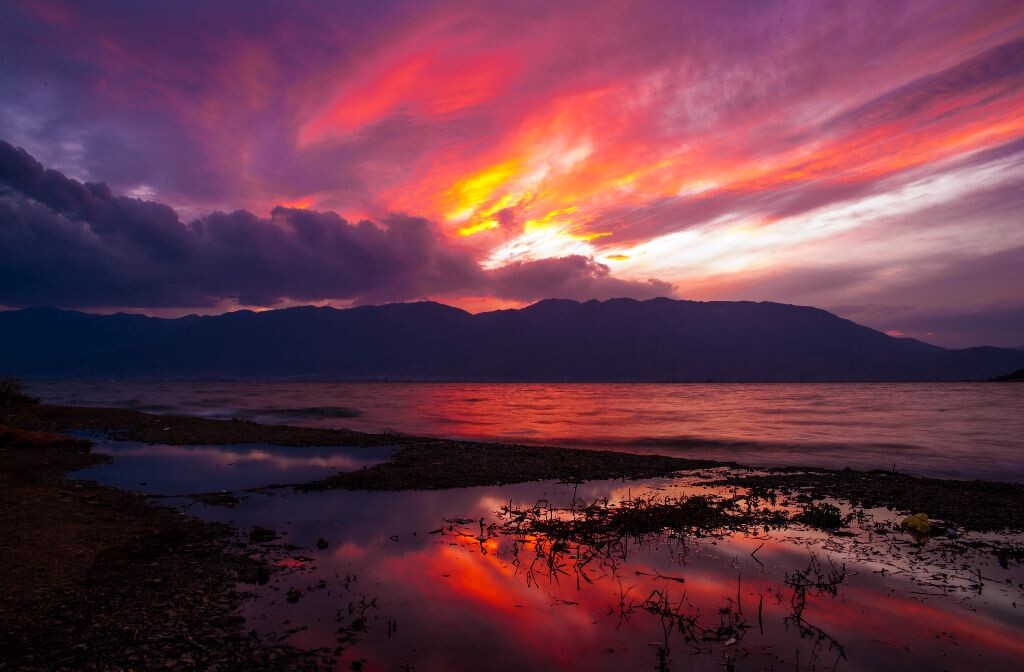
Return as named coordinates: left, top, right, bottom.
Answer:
left=73, top=444, right=1024, bottom=669
left=75, top=441, right=394, bottom=495
left=189, top=479, right=1024, bottom=671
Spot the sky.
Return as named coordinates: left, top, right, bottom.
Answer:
left=1, top=0, right=1023, bottom=347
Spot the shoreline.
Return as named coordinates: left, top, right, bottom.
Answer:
left=4, top=401, right=1024, bottom=531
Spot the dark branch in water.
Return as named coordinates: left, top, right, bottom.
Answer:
left=784, top=555, right=848, bottom=660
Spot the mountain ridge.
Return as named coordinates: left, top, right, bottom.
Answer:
left=1, top=298, right=1022, bottom=381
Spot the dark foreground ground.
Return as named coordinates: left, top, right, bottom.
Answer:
left=0, top=424, right=322, bottom=672
left=2, top=401, right=1023, bottom=670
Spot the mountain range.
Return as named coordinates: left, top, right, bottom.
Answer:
left=1, top=298, right=1022, bottom=381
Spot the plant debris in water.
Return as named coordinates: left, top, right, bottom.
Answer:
left=717, top=469, right=1024, bottom=532
left=500, top=492, right=789, bottom=546
left=796, top=502, right=847, bottom=530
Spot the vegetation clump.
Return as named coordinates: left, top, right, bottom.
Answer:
left=797, top=502, right=847, bottom=530
left=501, top=493, right=790, bottom=545
left=0, top=377, right=38, bottom=406
left=717, top=469, right=1024, bottom=533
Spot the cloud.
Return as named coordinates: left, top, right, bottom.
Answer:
left=489, top=255, right=672, bottom=302
left=826, top=36, right=1024, bottom=132
left=683, top=241, right=1024, bottom=348
left=840, top=302, right=1024, bottom=349
left=0, top=140, right=672, bottom=308
left=0, top=1, right=1020, bottom=346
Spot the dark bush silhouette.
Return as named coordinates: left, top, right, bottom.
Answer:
left=0, top=377, right=38, bottom=406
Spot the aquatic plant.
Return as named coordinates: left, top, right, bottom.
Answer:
left=796, top=502, right=847, bottom=530
left=500, top=493, right=790, bottom=548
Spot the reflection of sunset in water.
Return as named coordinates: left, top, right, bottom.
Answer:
left=38, top=380, right=1024, bottom=481
left=168, top=478, right=1024, bottom=671
left=75, top=441, right=394, bottom=494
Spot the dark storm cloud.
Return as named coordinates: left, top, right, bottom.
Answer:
left=0, top=141, right=672, bottom=308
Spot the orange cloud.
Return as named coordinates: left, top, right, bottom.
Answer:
left=298, top=49, right=514, bottom=145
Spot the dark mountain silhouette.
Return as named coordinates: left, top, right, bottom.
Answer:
left=1, top=298, right=1022, bottom=381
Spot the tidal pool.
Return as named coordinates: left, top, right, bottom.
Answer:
left=75, top=440, right=395, bottom=494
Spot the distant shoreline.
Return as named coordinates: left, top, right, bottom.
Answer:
left=12, top=375, right=1022, bottom=383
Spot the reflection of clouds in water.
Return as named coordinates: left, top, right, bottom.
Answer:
left=95, top=443, right=384, bottom=471
left=218, top=479, right=1024, bottom=670
left=76, top=441, right=394, bottom=495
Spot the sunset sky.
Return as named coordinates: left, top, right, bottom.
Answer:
left=1, top=0, right=1023, bottom=346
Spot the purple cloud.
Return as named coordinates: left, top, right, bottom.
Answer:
left=0, top=140, right=671, bottom=308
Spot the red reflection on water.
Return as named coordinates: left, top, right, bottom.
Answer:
left=225, top=477, right=1024, bottom=671
left=36, top=380, right=1024, bottom=479
left=296, top=530, right=1024, bottom=671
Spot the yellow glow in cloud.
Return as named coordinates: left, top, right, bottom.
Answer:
left=457, top=219, right=499, bottom=236
left=523, top=206, right=577, bottom=232
left=444, top=161, right=519, bottom=222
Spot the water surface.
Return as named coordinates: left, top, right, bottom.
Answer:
left=76, top=448, right=1024, bottom=671
left=33, top=380, right=1024, bottom=480
left=76, top=441, right=393, bottom=494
